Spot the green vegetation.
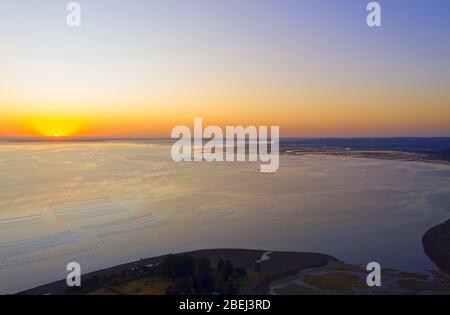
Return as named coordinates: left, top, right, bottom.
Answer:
left=161, top=255, right=247, bottom=295
left=254, top=262, right=261, bottom=274
left=68, top=254, right=249, bottom=295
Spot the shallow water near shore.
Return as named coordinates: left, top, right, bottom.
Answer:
left=0, top=141, right=449, bottom=294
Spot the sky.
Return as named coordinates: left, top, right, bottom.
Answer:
left=0, top=0, right=449, bottom=137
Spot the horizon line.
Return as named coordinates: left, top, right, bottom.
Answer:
left=2, top=135, right=450, bottom=142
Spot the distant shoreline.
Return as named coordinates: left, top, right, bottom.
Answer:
left=2, top=137, right=450, bottom=165
left=281, top=150, right=450, bottom=165
left=2, top=136, right=450, bottom=142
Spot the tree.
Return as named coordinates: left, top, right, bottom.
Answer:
left=217, top=259, right=224, bottom=272
left=161, top=254, right=196, bottom=279
left=223, top=260, right=234, bottom=281
left=235, top=267, right=247, bottom=277
left=254, top=262, right=261, bottom=274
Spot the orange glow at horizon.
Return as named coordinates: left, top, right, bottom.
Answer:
left=1, top=84, right=450, bottom=138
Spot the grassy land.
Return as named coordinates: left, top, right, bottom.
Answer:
left=88, top=275, right=171, bottom=295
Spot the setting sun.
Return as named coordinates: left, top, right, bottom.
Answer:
left=15, top=115, right=88, bottom=137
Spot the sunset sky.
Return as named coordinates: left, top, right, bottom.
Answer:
left=1, top=0, right=450, bottom=137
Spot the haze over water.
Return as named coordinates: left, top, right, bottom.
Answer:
left=1, top=141, right=449, bottom=294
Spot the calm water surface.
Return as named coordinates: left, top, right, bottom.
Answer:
left=0, top=141, right=449, bottom=293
